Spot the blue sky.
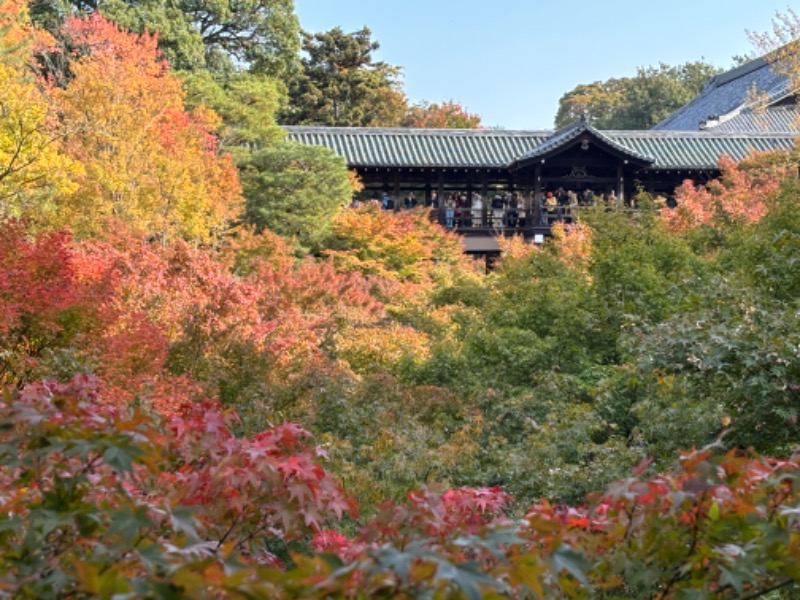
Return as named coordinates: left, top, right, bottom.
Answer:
left=293, top=1, right=794, bottom=129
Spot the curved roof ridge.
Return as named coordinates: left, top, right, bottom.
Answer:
left=515, top=117, right=655, bottom=165
left=281, top=125, right=552, bottom=136
left=703, top=56, right=769, bottom=90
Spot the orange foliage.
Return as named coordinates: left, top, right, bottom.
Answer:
left=0, top=217, right=386, bottom=413
left=403, top=100, right=483, bottom=129
left=661, top=153, right=785, bottom=235
left=496, top=234, right=538, bottom=261
left=70, top=226, right=381, bottom=409
left=326, top=203, right=474, bottom=301
left=48, top=14, right=241, bottom=241
left=0, top=0, right=54, bottom=53
left=550, top=221, right=593, bottom=271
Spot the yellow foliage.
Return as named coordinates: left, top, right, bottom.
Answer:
left=335, top=323, right=431, bottom=374
left=49, top=16, right=242, bottom=242
left=0, top=5, right=80, bottom=217
left=347, top=169, right=363, bottom=194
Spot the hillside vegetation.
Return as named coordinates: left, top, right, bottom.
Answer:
left=3, top=1, right=800, bottom=597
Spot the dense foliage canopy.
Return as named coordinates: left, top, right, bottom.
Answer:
left=554, top=61, right=720, bottom=129
left=4, top=0, right=800, bottom=596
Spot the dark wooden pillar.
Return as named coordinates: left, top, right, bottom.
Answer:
left=437, top=170, right=445, bottom=224
left=534, top=164, right=542, bottom=227
left=393, top=170, right=400, bottom=211
left=481, top=171, right=488, bottom=227
left=424, top=178, right=432, bottom=205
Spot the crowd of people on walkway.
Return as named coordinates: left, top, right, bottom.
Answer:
left=359, top=186, right=624, bottom=229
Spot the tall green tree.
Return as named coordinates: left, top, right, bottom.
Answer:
left=282, top=26, right=407, bottom=126
left=241, top=141, right=352, bottom=252
left=29, top=0, right=301, bottom=76
left=555, top=61, right=720, bottom=129
left=181, top=70, right=285, bottom=151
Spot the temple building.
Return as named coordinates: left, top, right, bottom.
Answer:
left=285, top=52, right=799, bottom=253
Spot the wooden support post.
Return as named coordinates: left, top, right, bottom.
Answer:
left=616, top=164, right=625, bottom=206
left=393, top=171, right=400, bottom=211
left=424, top=178, right=432, bottom=205
left=437, top=170, right=445, bottom=225
left=534, top=165, right=542, bottom=227
left=481, top=171, right=489, bottom=227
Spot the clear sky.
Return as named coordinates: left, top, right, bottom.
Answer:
left=293, top=1, right=794, bottom=130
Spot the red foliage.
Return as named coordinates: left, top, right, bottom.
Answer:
left=158, top=402, right=357, bottom=540
left=0, top=220, right=384, bottom=412
left=0, top=220, right=76, bottom=336
left=0, top=373, right=356, bottom=589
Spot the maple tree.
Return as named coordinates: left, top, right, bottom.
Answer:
left=325, top=202, right=471, bottom=287
left=661, top=153, right=783, bottom=239
left=1, top=10, right=800, bottom=597
left=0, top=374, right=355, bottom=597
left=46, top=14, right=241, bottom=242
left=402, top=100, right=482, bottom=129
left=6, top=369, right=800, bottom=598
left=0, top=0, right=78, bottom=218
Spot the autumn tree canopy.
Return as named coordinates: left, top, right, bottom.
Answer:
left=0, top=0, right=79, bottom=217
left=46, top=14, right=241, bottom=241
left=2, top=4, right=800, bottom=598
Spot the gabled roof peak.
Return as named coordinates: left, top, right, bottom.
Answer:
left=511, top=117, right=654, bottom=168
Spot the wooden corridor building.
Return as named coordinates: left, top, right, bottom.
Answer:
left=285, top=53, right=799, bottom=253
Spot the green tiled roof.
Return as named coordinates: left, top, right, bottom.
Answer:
left=705, top=106, right=799, bottom=133
left=284, top=126, right=797, bottom=171
left=515, top=118, right=655, bottom=165
left=285, top=127, right=549, bottom=168
left=611, top=131, right=796, bottom=169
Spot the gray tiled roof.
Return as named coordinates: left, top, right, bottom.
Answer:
left=654, top=56, right=792, bottom=131
left=284, top=126, right=797, bottom=171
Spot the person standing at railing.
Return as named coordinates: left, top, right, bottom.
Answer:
left=508, top=194, right=519, bottom=228
left=472, top=194, right=483, bottom=227
left=444, top=194, right=455, bottom=228
left=546, top=191, right=557, bottom=223
left=491, top=194, right=504, bottom=227
left=458, top=194, right=469, bottom=227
